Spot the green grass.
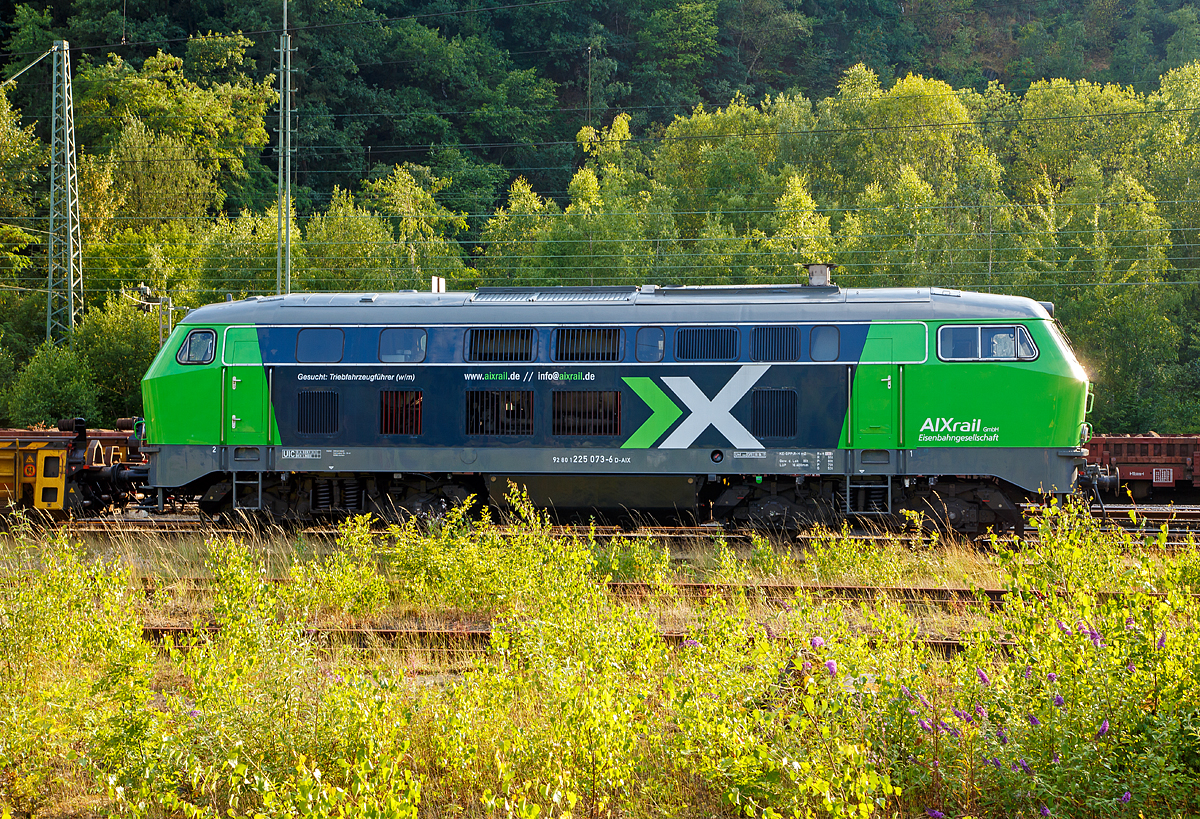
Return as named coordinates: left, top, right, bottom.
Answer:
left=2, top=495, right=1199, bottom=818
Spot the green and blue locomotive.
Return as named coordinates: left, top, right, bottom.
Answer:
left=141, top=281, right=1091, bottom=532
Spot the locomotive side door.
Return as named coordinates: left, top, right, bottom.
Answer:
left=223, top=326, right=268, bottom=445
left=853, top=337, right=898, bottom=448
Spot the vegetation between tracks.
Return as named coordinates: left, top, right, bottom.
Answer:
left=2, top=495, right=1199, bottom=818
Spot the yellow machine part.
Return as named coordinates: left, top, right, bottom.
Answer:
left=35, top=449, right=67, bottom=510
left=0, top=448, right=14, bottom=505
left=0, top=440, right=69, bottom=511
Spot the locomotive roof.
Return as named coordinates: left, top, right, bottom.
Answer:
left=181, top=285, right=1053, bottom=326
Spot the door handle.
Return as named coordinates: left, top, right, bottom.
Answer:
left=882, top=375, right=892, bottom=389
left=231, top=415, right=241, bottom=429
left=231, top=376, right=241, bottom=390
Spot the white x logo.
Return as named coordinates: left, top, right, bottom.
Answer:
left=659, top=364, right=769, bottom=449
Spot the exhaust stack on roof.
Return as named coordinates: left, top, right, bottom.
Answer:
left=806, top=263, right=835, bottom=287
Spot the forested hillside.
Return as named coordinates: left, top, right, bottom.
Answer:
left=1, top=0, right=1200, bottom=431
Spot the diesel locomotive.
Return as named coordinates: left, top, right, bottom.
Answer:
left=140, top=278, right=1092, bottom=533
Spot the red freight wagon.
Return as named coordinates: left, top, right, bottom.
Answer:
left=1084, top=433, right=1200, bottom=499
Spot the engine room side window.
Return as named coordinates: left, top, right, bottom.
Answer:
left=809, top=326, right=839, bottom=361
left=296, top=328, right=345, bottom=363
left=635, top=327, right=664, bottom=362
left=379, top=328, right=426, bottom=363
left=176, top=329, right=216, bottom=365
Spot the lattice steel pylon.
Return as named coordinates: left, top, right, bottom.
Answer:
left=47, top=40, right=83, bottom=343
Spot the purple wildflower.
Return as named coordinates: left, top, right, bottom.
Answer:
left=802, top=661, right=812, bottom=674
left=1127, top=663, right=1136, bottom=673
left=683, top=639, right=700, bottom=648
left=975, top=704, right=988, bottom=720
left=1157, top=633, right=1166, bottom=649
left=1056, top=618, right=1073, bottom=635
left=997, top=728, right=1008, bottom=745
left=1047, top=672, right=1058, bottom=682
left=939, top=719, right=960, bottom=738
left=1097, top=719, right=1110, bottom=738
left=1041, top=808, right=1051, bottom=817
left=1125, top=617, right=1136, bottom=630
left=901, top=685, right=914, bottom=700
left=1024, top=665, right=1033, bottom=679
left=953, top=707, right=973, bottom=724
left=825, top=659, right=837, bottom=677
left=926, top=811, right=945, bottom=819
left=187, top=709, right=200, bottom=717
left=977, top=667, right=991, bottom=686
left=1090, top=630, right=1105, bottom=648
left=1054, top=695, right=1065, bottom=707
left=919, top=718, right=933, bottom=732
left=765, top=623, right=777, bottom=640
left=810, top=636, right=825, bottom=649
left=917, top=691, right=932, bottom=709
left=1120, top=792, right=1131, bottom=804
left=1019, top=758, right=1032, bottom=774
left=1028, top=714, right=1041, bottom=727
left=1052, top=753, right=1060, bottom=763
left=908, top=708, right=919, bottom=715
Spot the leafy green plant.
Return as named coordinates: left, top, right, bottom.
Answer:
left=280, top=515, right=390, bottom=621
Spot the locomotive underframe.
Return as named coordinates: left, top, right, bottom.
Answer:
left=153, top=442, right=1085, bottom=534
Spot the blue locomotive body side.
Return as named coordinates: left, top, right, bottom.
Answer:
left=254, top=322, right=867, bottom=453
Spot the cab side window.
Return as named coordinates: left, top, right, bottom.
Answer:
left=176, top=329, right=216, bottom=364
left=939, top=325, right=1038, bottom=361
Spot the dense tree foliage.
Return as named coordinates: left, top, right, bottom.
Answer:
left=1, top=2, right=1200, bottom=429
left=6, top=340, right=99, bottom=426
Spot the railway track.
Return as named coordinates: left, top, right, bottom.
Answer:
left=139, top=621, right=977, bottom=659
left=134, top=575, right=1011, bottom=603
left=50, top=511, right=1200, bottom=553
left=134, top=575, right=1180, bottom=608
left=130, top=578, right=1017, bottom=660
